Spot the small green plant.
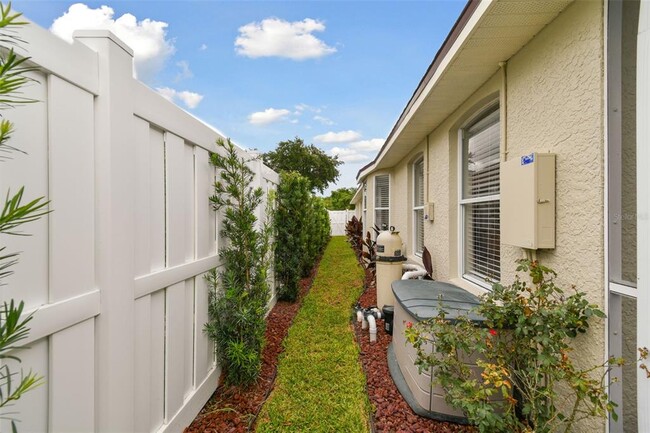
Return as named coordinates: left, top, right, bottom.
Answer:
left=406, top=260, right=620, bottom=433
left=0, top=3, right=48, bottom=431
left=204, top=138, right=273, bottom=386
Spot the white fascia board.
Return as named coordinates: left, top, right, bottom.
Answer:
left=358, top=0, right=494, bottom=180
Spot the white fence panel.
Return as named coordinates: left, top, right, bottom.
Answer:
left=48, top=75, right=95, bottom=303
left=329, top=210, right=354, bottom=236
left=2, top=21, right=279, bottom=433
left=0, top=69, right=49, bottom=310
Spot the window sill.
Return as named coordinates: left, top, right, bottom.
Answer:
left=448, top=277, right=490, bottom=298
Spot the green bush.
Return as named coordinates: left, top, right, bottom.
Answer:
left=204, top=138, right=273, bottom=386
left=301, top=196, right=330, bottom=277
left=406, top=260, right=619, bottom=433
left=273, top=172, right=330, bottom=301
left=273, top=171, right=310, bottom=301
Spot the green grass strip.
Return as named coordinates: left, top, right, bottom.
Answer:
left=255, top=236, right=371, bottom=433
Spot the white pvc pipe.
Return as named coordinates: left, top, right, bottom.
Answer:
left=356, top=310, right=364, bottom=323
left=402, top=263, right=424, bottom=272
left=367, top=314, right=377, bottom=342
left=362, top=316, right=368, bottom=329
left=402, top=270, right=429, bottom=280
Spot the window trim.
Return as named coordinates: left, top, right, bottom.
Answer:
left=413, top=157, right=425, bottom=257
left=457, top=102, right=500, bottom=289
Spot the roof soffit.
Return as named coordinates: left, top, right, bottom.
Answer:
left=358, top=0, right=573, bottom=180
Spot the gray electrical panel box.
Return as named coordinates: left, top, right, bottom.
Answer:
left=500, top=153, right=555, bottom=249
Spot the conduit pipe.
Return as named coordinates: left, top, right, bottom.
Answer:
left=499, top=61, right=508, bottom=163
left=401, top=263, right=428, bottom=280
left=402, top=270, right=428, bottom=280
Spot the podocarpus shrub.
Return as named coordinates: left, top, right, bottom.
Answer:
left=204, top=138, right=273, bottom=386
left=406, top=260, right=620, bottom=433
left=302, top=196, right=330, bottom=277
left=274, top=171, right=310, bottom=301
left=0, top=4, right=48, bottom=430
left=273, top=172, right=330, bottom=301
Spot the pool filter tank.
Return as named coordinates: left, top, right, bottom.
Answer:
left=375, top=226, right=405, bottom=309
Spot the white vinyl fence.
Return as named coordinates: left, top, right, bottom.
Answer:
left=329, top=210, right=354, bottom=236
left=0, top=24, right=278, bottom=433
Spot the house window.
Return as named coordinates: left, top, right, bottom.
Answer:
left=374, top=174, right=389, bottom=231
left=460, top=105, right=500, bottom=285
left=413, top=158, right=424, bottom=255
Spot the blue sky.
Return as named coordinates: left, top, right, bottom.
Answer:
left=13, top=0, right=466, bottom=194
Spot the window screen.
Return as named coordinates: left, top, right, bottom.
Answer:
left=374, top=174, right=389, bottom=231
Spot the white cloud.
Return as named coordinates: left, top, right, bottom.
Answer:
left=249, top=108, right=291, bottom=125
left=330, top=147, right=370, bottom=163
left=313, top=115, right=334, bottom=126
left=235, top=17, right=337, bottom=60
left=156, top=87, right=204, bottom=109
left=175, top=60, right=193, bottom=81
left=295, top=103, right=321, bottom=113
left=349, top=138, right=384, bottom=151
left=313, top=130, right=362, bottom=144
left=50, top=3, right=175, bottom=82
left=200, top=43, right=208, bottom=51
left=177, top=91, right=203, bottom=109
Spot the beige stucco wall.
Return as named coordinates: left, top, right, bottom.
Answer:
left=505, top=5, right=605, bottom=422
left=381, top=1, right=608, bottom=431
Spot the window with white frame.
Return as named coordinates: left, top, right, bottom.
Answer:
left=413, top=158, right=425, bottom=255
left=374, top=174, right=390, bottom=231
left=460, top=105, right=500, bottom=284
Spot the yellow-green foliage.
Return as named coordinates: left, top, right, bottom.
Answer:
left=255, top=237, right=370, bottom=433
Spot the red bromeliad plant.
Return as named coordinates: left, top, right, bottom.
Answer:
left=344, top=216, right=379, bottom=279
left=405, top=260, right=622, bottom=433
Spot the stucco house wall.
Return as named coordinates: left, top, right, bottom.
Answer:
left=372, top=1, right=608, bottom=431
left=502, top=2, right=606, bottom=429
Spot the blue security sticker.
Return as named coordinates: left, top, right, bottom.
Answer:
left=521, top=153, right=535, bottom=165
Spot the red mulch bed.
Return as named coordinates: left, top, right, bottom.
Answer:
left=185, top=257, right=475, bottom=433
left=354, top=269, right=475, bottom=433
left=184, top=266, right=317, bottom=433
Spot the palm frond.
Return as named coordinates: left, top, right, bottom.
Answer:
left=0, top=187, right=50, bottom=236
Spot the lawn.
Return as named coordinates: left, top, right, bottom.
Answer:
left=255, top=236, right=371, bottom=432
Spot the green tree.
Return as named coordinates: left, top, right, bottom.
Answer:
left=262, top=137, right=342, bottom=194
left=0, top=3, right=48, bottom=429
left=324, top=187, right=356, bottom=210
left=204, top=138, right=273, bottom=386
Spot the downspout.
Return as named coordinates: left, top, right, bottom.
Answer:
left=426, top=134, right=431, bottom=204
left=637, top=1, right=650, bottom=427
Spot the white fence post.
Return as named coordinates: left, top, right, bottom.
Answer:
left=75, top=30, right=136, bottom=432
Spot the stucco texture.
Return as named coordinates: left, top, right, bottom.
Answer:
left=505, top=2, right=606, bottom=431
left=382, top=1, right=609, bottom=431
